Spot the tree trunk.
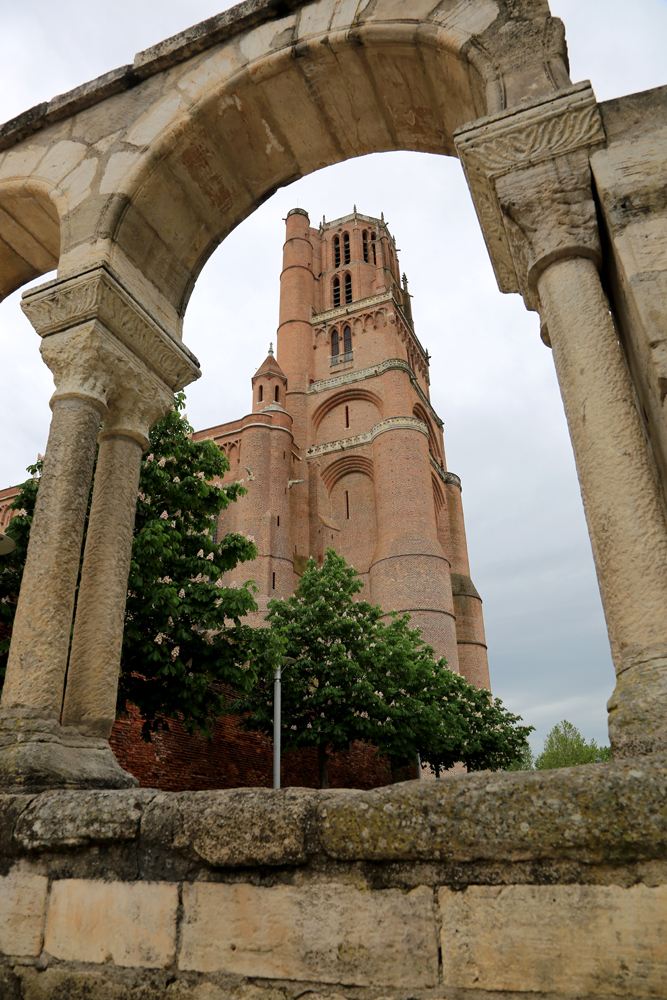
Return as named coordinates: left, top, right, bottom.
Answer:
left=318, top=743, right=329, bottom=789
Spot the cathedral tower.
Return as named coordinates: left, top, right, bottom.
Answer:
left=195, top=208, right=489, bottom=688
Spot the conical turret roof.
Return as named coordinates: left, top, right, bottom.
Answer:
left=252, top=342, right=286, bottom=380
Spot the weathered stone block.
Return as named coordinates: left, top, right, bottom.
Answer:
left=0, top=873, right=48, bottom=957
left=44, top=879, right=178, bottom=967
left=439, top=883, right=667, bottom=995
left=143, top=787, right=317, bottom=867
left=180, top=881, right=439, bottom=987
left=15, top=789, right=156, bottom=851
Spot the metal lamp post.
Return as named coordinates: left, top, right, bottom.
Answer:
left=273, top=656, right=296, bottom=789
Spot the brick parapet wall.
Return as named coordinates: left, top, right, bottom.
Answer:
left=109, top=706, right=396, bottom=792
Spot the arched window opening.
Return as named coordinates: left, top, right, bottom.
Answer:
left=274, top=384, right=280, bottom=402
left=258, top=384, right=263, bottom=402
left=345, top=274, right=352, bottom=304
left=343, top=232, right=350, bottom=264
left=362, top=231, right=368, bottom=262
left=345, top=490, right=350, bottom=520
left=345, top=405, right=349, bottom=428
left=333, top=276, right=340, bottom=307
left=371, top=232, right=377, bottom=264
left=331, top=329, right=339, bottom=356
left=343, top=325, right=352, bottom=354
left=333, top=235, right=340, bottom=268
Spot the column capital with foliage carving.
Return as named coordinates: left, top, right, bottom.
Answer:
left=455, top=82, right=607, bottom=313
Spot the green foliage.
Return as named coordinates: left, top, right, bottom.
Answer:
left=534, top=719, right=611, bottom=769
left=0, top=394, right=279, bottom=738
left=0, top=462, right=40, bottom=688
left=233, top=548, right=533, bottom=785
left=503, top=743, right=536, bottom=770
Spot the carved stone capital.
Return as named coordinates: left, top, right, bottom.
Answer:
left=39, top=321, right=174, bottom=449
left=455, top=82, right=606, bottom=307
left=21, top=265, right=201, bottom=391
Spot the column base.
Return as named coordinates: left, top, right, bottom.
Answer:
left=608, top=654, right=667, bottom=758
left=0, top=716, right=138, bottom=792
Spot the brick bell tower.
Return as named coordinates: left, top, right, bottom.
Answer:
left=198, top=207, right=490, bottom=689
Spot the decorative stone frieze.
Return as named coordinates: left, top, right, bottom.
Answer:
left=430, top=457, right=461, bottom=490
left=370, top=416, right=429, bottom=442
left=312, top=291, right=393, bottom=325
left=21, top=265, right=201, bottom=391
left=308, top=417, right=429, bottom=460
left=307, top=358, right=443, bottom=429
left=455, top=82, right=606, bottom=304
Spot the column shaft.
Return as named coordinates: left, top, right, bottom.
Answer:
left=62, top=433, right=144, bottom=737
left=539, top=257, right=667, bottom=755
left=1, top=397, right=101, bottom=719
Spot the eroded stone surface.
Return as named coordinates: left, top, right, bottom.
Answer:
left=179, top=881, right=438, bottom=986
left=143, top=787, right=318, bottom=867
left=44, top=878, right=178, bottom=968
left=440, top=883, right=667, bottom=995
left=15, top=788, right=158, bottom=851
left=0, top=873, right=48, bottom=957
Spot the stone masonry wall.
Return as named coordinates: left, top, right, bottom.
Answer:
left=1, top=758, right=667, bottom=999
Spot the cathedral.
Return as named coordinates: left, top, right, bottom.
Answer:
left=1, top=206, right=490, bottom=789
left=193, top=207, right=489, bottom=691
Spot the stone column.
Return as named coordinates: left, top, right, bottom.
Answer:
left=0, top=266, right=200, bottom=790
left=456, top=82, right=667, bottom=757
left=61, top=372, right=173, bottom=739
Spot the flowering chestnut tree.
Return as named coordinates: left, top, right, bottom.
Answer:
left=0, top=394, right=279, bottom=738
left=233, top=548, right=532, bottom=787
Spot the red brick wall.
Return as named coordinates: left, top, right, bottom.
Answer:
left=109, top=706, right=399, bottom=791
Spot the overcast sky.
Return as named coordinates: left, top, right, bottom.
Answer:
left=1, top=0, right=666, bottom=752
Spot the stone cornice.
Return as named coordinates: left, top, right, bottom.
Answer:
left=21, top=266, right=201, bottom=391
left=307, top=416, right=428, bottom=459
left=311, top=291, right=393, bottom=326
left=306, top=358, right=444, bottom=430
left=454, top=82, right=606, bottom=295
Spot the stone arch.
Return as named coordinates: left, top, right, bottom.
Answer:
left=0, top=179, right=63, bottom=300
left=0, top=0, right=570, bottom=318
left=321, top=454, right=374, bottom=495
left=312, top=387, right=383, bottom=433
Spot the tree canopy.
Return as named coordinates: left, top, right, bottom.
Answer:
left=233, top=548, right=533, bottom=786
left=534, top=719, right=611, bottom=769
left=0, top=394, right=278, bottom=737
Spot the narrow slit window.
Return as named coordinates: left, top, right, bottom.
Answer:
left=277, top=516, right=280, bottom=526
left=343, top=232, right=350, bottom=264
left=345, top=275, right=352, bottom=304
left=275, top=384, right=280, bottom=402
left=371, top=232, right=376, bottom=265
left=331, top=329, right=339, bottom=356
left=333, top=277, right=340, bottom=308
left=345, top=491, right=350, bottom=519
left=272, top=572, right=276, bottom=589
left=362, top=231, right=368, bottom=262
left=258, top=384, right=263, bottom=402
left=343, top=325, right=352, bottom=353
left=333, top=236, right=340, bottom=268
left=345, top=405, right=349, bottom=428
